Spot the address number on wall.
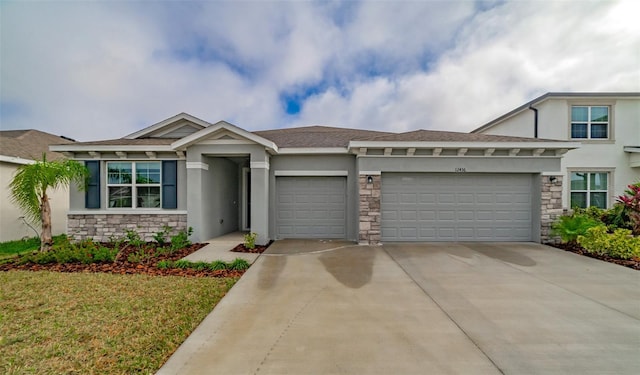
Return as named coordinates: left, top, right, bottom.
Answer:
left=454, top=167, right=467, bottom=172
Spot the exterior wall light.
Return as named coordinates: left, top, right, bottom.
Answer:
left=367, top=175, right=373, bottom=184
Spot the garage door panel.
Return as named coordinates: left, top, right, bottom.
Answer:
left=276, top=177, right=347, bottom=239
left=382, top=173, right=532, bottom=242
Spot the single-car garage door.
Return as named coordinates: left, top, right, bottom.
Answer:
left=382, top=173, right=532, bottom=241
left=276, top=176, right=347, bottom=239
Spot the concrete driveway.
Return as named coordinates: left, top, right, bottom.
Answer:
left=157, top=241, right=640, bottom=375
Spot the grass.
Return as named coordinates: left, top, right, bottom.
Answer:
left=0, top=237, right=40, bottom=258
left=0, top=270, right=238, bottom=374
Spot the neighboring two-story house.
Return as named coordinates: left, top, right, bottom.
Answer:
left=472, top=93, right=640, bottom=210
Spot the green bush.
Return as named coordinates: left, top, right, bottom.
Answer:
left=17, top=238, right=117, bottom=265
left=170, top=227, right=193, bottom=251
left=228, top=258, right=250, bottom=271
left=208, top=260, right=228, bottom=271
left=551, top=214, right=602, bottom=243
left=152, top=226, right=171, bottom=246
left=243, top=232, right=257, bottom=250
left=578, top=226, right=640, bottom=260
left=601, top=204, right=633, bottom=231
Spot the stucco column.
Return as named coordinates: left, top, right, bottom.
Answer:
left=250, top=154, right=270, bottom=245
left=186, top=158, right=207, bottom=242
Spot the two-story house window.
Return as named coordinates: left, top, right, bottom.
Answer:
left=570, top=172, right=608, bottom=209
left=571, top=106, right=609, bottom=139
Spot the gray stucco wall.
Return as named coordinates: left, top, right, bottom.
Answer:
left=269, top=154, right=359, bottom=241
left=358, top=156, right=562, bottom=174
left=200, top=156, right=239, bottom=240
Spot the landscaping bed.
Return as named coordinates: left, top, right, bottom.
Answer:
left=231, top=240, right=273, bottom=253
left=0, top=229, right=250, bottom=277
left=550, top=242, right=640, bottom=270
left=0, top=243, right=245, bottom=277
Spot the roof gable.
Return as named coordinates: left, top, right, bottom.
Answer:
left=124, top=113, right=212, bottom=139
left=472, top=92, right=640, bottom=134
left=171, top=121, right=278, bottom=151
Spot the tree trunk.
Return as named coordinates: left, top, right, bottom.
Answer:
left=40, top=192, right=53, bottom=252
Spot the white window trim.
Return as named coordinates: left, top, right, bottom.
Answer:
left=106, top=161, right=162, bottom=210
left=567, top=168, right=615, bottom=209
left=567, top=100, right=616, bottom=142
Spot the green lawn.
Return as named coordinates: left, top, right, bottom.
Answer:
left=0, top=237, right=40, bottom=258
left=0, top=271, right=238, bottom=374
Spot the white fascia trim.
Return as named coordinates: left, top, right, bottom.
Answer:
left=186, top=162, right=209, bottom=170
left=277, top=147, right=349, bottom=154
left=250, top=161, right=270, bottom=169
left=171, top=121, right=278, bottom=152
left=50, top=145, right=174, bottom=152
left=69, top=210, right=188, bottom=215
left=623, top=146, right=640, bottom=153
left=274, top=170, right=348, bottom=176
left=359, top=171, right=381, bottom=175
left=0, top=155, right=35, bottom=165
left=124, top=113, right=213, bottom=139
left=348, top=141, right=581, bottom=150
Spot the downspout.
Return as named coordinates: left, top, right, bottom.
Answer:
left=529, top=105, right=538, bottom=138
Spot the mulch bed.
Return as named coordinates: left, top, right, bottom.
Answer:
left=549, top=242, right=640, bottom=270
left=230, top=241, right=273, bottom=254
left=0, top=243, right=245, bottom=278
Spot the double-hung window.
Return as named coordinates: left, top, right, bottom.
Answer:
left=570, top=172, right=608, bottom=209
left=571, top=106, right=609, bottom=139
left=107, top=162, right=161, bottom=208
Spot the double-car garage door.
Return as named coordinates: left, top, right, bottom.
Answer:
left=381, top=173, right=533, bottom=241
left=274, top=173, right=534, bottom=242
left=276, top=176, right=347, bottom=239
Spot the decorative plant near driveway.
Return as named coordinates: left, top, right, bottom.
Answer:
left=551, top=214, right=601, bottom=244
left=243, top=232, right=257, bottom=250
left=9, top=154, right=88, bottom=251
left=617, top=183, right=640, bottom=235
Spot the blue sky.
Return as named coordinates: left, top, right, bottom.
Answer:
left=1, top=0, right=639, bottom=141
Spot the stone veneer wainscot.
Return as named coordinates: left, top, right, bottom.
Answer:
left=359, top=175, right=381, bottom=245
left=540, top=175, right=564, bottom=244
left=67, top=214, right=188, bottom=242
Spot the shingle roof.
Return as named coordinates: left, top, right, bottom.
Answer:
left=0, top=129, right=75, bottom=161
left=58, top=124, right=563, bottom=151
left=254, top=126, right=394, bottom=147
left=64, top=138, right=177, bottom=146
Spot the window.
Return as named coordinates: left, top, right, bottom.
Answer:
left=107, top=162, right=161, bottom=208
left=570, top=172, right=608, bottom=209
left=571, top=106, right=609, bottom=139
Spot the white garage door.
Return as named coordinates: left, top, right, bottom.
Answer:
left=382, top=173, right=533, bottom=241
left=276, top=176, right=347, bottom=239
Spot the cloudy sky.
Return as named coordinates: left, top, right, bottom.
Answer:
left=1, top=0, right=638, bottom=141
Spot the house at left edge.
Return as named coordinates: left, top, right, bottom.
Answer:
left=0, top=129, right=75, bottom=241
left=51, top=113, right=581, bottom=245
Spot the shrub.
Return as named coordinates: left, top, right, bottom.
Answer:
left=617, top=183, right=640, bottom=235
left=173, top=260, right=191, bottom=269
left=125, top=229, right=144, bottom=248
left=153, top=226, right=171, bottom=246
left=578, top=226, right=640, bottom=260
left=127, top=248, right=155, bottom=263
left=208, top=260, right=228, bottom=271
left=156, top=260, right=172, bottom=269
left=171, top=227, right=193, bottom=251
left=551, top=214, right=602, bottom=243
left=601, top=203, right=633, bottom=231
left=243, top=232, right=257, bottom=250
left=228, top=258, right=250, bottom=271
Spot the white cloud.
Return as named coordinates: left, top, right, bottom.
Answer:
left=1, top=0, right=638, bottom=141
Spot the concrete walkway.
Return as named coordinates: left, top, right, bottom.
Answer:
left=182, top=232, right=260, bottom=264
left=158, top=241, right=640, bottom=375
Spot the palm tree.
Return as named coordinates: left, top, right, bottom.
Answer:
left=9, top=154, right=88, bottom=251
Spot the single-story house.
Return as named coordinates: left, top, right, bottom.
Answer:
left=0, top=129, right=75, bottom=242
left=51, top=113, right=580, bottom=245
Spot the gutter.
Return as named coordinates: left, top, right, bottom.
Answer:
left=529, top=105, right=538, bottom=138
